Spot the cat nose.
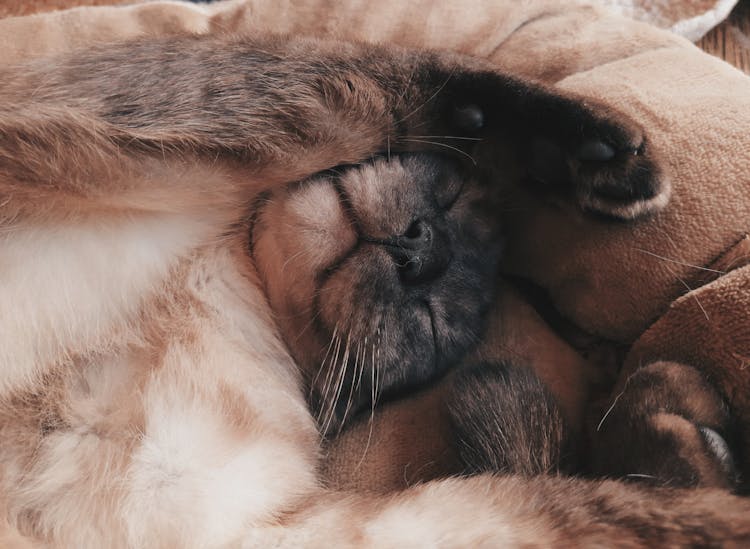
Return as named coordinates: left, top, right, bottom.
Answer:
left=390, top=218, right=452, bottom=285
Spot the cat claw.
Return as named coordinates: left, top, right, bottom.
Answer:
left=699, top=426, right=738, bottom=481
left=592, top=361, right=739, bottom=490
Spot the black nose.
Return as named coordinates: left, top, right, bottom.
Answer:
left=390, top=218, right=452, bottom=285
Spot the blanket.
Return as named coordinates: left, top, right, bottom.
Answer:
left=1, top=0, right=749, bottom=501
left=0, top=0, right=741, bottom=69
left=602, top=0, right=739, bottom=40
left=0, top=0, right=739, bottom=39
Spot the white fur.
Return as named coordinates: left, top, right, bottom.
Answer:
left=125, top=370, right=317, bottom=548
left=0, top=214, right=211, bottom=393
left=124, top=252, right=319, bottom=547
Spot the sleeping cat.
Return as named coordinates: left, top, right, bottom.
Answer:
left=0, top=32, right=746, bottom=547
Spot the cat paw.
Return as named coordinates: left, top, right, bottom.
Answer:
left=436, top=71, right=669, bottom=220
left=528, top=104, right=669, bottom=220
left=591, top=361, right=738, bottom=490
left=446, top=362, right=572, bottom=475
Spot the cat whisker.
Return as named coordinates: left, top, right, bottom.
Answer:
left=596, top=388, right=625, bottom=433
left=408, top=135, right=483, bottom=141
left=375, top=325, right=384, bottom=407
left=292, top=303, right=327, bottom=343
left=371, top=327, right=379, bottom=412
left=634, top=248, right=725, bottom=274
left=650, top=254, right=711, bottom=322
left=324, top=330, right=345, bottom=405
left=674, top=270, right=710, bottom=321
left=281, top=248, right=311, bottom=274
left=400, top=138, right=477, bottom=165
left=338, top=344, right=359, bottom=431
left=310, top=323, right=338, bottom=400
left=355, top=333, right=379, bottom=472
left=322, top=330, right=352, bottom=436
left=339, top=339, right=363, bottom=432
left=395, top=69, right=455, bottom=125
left=597, top=367, right=641, bottom=432
left=393, top=65, right=416, bottom=113
left=316, top=329, right=343, bottom=424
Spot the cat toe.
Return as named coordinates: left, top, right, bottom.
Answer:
left=592, top=361, right=739, bottom=490
left=451, top=104, right=484, bottom=133
left=576, top=139, right=616, bottom=162
left=573, top=137, right=670, bottom=220
left=526, top=97, right=671, bottom=220
left=567, top=101, right=674, bottom=219
left=527, top=128, right=669, bottom=220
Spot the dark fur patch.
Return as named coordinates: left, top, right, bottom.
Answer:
left=446, top=362, right=573, bottom=475
left=591, top=361, right=740, bottom=490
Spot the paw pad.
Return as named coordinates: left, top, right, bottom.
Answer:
left=576, top=140, right=615, bottom=162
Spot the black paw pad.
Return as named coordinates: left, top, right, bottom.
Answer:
left=529, top=138, right=566, bottom=186
left=576, top=140, right=615, bottom=162
left=575, top=139, right=669, bottom=220
left=452, top=104, right=484, bottom=133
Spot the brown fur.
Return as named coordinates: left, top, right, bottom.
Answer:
left=591, top=360, right=739, bottom=490
left=447, top=362, right=572, bottom=476
left=0, top=31, right=741, bottom=548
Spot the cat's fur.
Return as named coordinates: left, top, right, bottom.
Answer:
left=590, top=360, right=740, bottom=490
left=0, top=32, right=746, bottom=547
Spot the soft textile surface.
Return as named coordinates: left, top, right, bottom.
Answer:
left=0, top=0, right=127, bottom=19
left=0, top=0, right=738, bottom=38
left=602, top=0, right=739, bottom=40
left=2, top=0, right=750, bottom=499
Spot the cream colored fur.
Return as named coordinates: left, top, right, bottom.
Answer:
left=0, top=136, right=610, bottom=548
left=2, top=3, right=750, bottom=548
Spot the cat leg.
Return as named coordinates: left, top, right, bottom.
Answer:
left=247, top=356, right=750, bottom=549
left=0, top=36, right=665, bottom=396
left=1, top=249, right=322, bottom=548
left=1, top=37, right=500, bottom=396
left=591, top=360, right=738, bottom=489
left=247, top=475, right=750, bottom=548
left=440, top=69, right=669, bottom=220
left=1, top=360, right=321, bottom=549
left=0, top=36, right=665, bottom=221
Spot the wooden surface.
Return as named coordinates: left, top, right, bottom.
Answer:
left=699, top=0, right=750, bottom=72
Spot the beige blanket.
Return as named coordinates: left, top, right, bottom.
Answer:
left=602, top=0, right=739, bottom=40
left=0, top=0, right=741, bottom=63
left=1, top=0, right=750, bottom=518
left=0, top=0, right=738, bottom=38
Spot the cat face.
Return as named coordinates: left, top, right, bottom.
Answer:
left=251, top=154, right=502, bottom=435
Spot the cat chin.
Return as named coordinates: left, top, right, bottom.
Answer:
left=272, top=259, right=446, bottom=437
left=306, top=271, right=498, bottom=436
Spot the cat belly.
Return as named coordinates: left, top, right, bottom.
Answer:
left=0, top=242, right=320, bottom=547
